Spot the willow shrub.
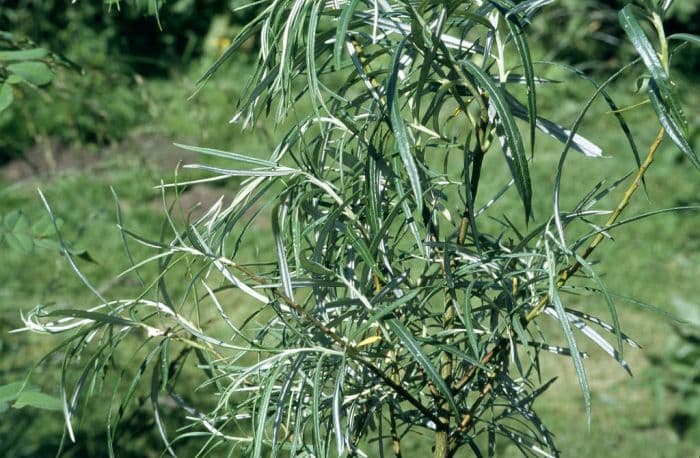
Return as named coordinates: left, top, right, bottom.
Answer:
left=16, top=1, right=700, bottom=457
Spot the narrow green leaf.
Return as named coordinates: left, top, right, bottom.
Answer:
left=390, top=156, right=426, bottom=256
left=343, top=224, right=385, bottom=284
left=460, top=282, right=480, bottom=358
left=306, top=0, right=325, bottom=120
left=197, top=19, right=263, bottom=85
left=505, top=19, right=536, bottom=152
left=452, top=11, right=497, bottom=29
left=332, top=359, right=345, bottom=457
left=312, top=355, right=327, bottom=458
left=334, top=0, right=360, bottom=68
left=184, top=163, right=298, bottom=177
left=619, top=6, right=688, bottom=136
left=462, top=59, right=531, bottom=220
left=60, top=346, right=75, bottom=442
left=432, top=344, right=486, bottom=370
left=113, top=345, right=162, bottom=446
left=546, top=247, right=591, bottom=425
left=112, top=187, right=145, bottom=286
left=577, top=206, right=700, bottom=245
left=385, top=319, right=459, bottom=416
left=647, top=80, right=699, bottom=168
left=573, top=254, right=624, bottom=362
left=39, top=189, right=108, bottom=303
left=45, top=309, right=137, bottom=328
left=366, top=152, right=382, bottom=235
left=150, top=363, right=176, bottom=457
left=659, top=0, right=674, bottom=14
left=565, top=308, right=641, bottom=349
left=619, top=7, right=668, bottom=86
left=271, top=355, right=306, bottom=458
left=387, top=39, right=423, bottom=213
left=272, top=204, right=295, bottom=301
left=148, top=0, right=162, bottom=30
left=254, top=363, right=285, bottom=458
left=351, top=290, right=419, bottom=339
left=174, top=143, right=277, bottom=167
left=668, top=33, right=700, bottom=47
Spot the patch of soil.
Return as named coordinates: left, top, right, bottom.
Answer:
left=148, top=183, right=272, bottom=233
left=0, top=140, right=102, bottom=182
left=0, top=132, right=270, bottom=230
left=116, top=132, right=201, bottom=171
left=0, top=132, right=200, bottom=182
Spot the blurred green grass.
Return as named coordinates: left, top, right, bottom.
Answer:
left=1, top=56, right=699, bottom=456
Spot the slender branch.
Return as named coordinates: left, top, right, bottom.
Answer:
left=435, top=145, right=486, bottom=457
left=435, top=287, right=456, bottom=458
left=452, top=339, right=505, bottom=394
left=452, top=375, right=494, bottom=436
left=526, top=126, right=665, bottom=322
left=363, top=360, right=443, bottom=427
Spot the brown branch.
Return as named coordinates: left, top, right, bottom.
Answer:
left=453, top=376, right=494, bottom=436
left=362, top=360, right=443, bottom=427
left=452, top=339, right=506, bottom=394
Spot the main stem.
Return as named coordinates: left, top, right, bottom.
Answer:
left=435, top=136, right=487, bottom=458
left=434, top=229, right=459, bottom=458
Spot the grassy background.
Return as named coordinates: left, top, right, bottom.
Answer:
left=2, top=15, right=700, bottom=458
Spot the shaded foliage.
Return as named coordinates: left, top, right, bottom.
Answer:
left=0, top=0, right=238, bottom=75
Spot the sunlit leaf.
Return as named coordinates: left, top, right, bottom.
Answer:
left=387, top=39, right=423, bottom=213
left=462, top=59, right=531, bottom=220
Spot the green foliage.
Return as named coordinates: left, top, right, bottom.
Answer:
left=0, top=32, right=58, bottom=117
left=0, top=210, right=60, bottom=252
left=0, top=0, right=244, bottom=161
left=646, top=298, right=700, bottom=440
left=532, top=0, right=699, bottom=73
left=0, top=381, right=63, bottom=412
left=12, top=1, right=700, bottom=458
left=0, top=152, right=208, bottom=457
left=0, top=0, right=245, bottom=76
left=0, top=30, right=143, bottom=162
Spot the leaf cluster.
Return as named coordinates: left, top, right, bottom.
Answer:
left=0, top=31, right=61, bottom=114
